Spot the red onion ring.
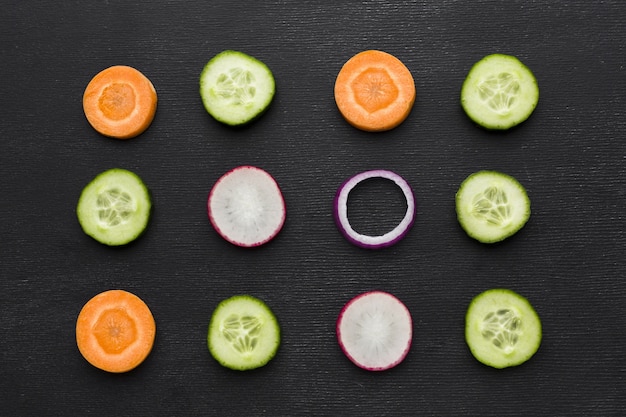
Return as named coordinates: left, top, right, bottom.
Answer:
left=333, top=170, right=416, bottom=249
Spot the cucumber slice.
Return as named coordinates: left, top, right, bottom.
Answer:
left=199, top=50, right=275, bottom=126
left=76, top=168, right=151, bottom=246
left=461, top=54, right=539, bottom=130
left=207, top=295, right=280, bottom=371
left=455, top=170, right=530, bottom=243
left=465, top=289, right=542, bottom=368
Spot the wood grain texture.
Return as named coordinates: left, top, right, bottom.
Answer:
left=1, top=0, right=625, bottom=415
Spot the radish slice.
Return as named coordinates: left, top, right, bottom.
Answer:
left=208, top=166, right=286, bottom=247
left=337, top=291, right=413, bottom=371
left=333, top=170, right=416, bottom=249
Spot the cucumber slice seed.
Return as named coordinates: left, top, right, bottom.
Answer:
left=465, top=289, right=542, bottom=368
left=200, top=50, right=275, bottom=126
left=76, top=168, right=151, bottom=246
left=461, top=54, right=539, bottom=130
left=456, top=170, right=530, bottom=243
left=208, top=295, right=280, bottom=371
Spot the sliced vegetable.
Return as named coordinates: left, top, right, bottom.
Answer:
left=465, top=289, right=542, bottom=368
left=455, top=170, right=530, bottom=243
left=336, top=291, right=413, bottom=371
left=461, top=54, right=539, bottom=130
left=199, top=50, right=275, bottom=126
left=334, top=169, right=415, bottom=249
left=208, top=295, right=280, bottom=371
left=334, top=50, right=415, bottom=131
left=83, top=65, right=158, bottom=139
left=77, top=168, right=152, bottom=246
left=207, top=166, right=286, bottom=247
left=76, top=289, right=156, bottom=373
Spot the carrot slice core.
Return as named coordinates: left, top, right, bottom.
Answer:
left=93, top=308, right=137, bottom=354
left=99, top=83, right=136, bottom=121
left=352, top=68, right=399, bottom=113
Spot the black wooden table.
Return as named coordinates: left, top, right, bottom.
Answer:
left=2, top=1, right=625, bottom=415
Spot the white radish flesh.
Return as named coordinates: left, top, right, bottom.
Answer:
left=337, top=291, right=413, bottom=371
left=208, top=166, right=286, bottom=247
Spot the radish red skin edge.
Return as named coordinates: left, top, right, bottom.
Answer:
left=207, top=165, right=286, bottom=247
left=333, top=170, right=416, bottom=249
left=336, top=291, right=413, bottom=371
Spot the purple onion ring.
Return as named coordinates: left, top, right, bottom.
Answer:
left=333, top=170, right=416, bottom=249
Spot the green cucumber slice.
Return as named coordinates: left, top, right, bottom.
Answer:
left=199, top=50, right=275, bottom=126
left=465, top=289, right=542, bottom=368
left=461, top=54, right=539, bottom=130
left=76, top=168, right=151, bottom=246
left=456, top=170, right=530, bottom=243
left=207, top=295, right=280, bottom=370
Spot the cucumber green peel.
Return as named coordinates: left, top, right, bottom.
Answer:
left=465, top=289, right=542, bottom=369
left=461, top=54, right=539, bottom=130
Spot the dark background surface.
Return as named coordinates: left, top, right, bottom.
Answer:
left=2, top=1, right=625, bottom=415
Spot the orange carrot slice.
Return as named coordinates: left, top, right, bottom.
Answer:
left=76, top=289, right=156, bottom=373
left=334, top=50, right=415, bottom=132
left=83, top=66, right=157, bottom=139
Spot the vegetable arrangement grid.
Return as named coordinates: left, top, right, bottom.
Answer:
left=5, top=1, right=626, bottom=415
left=75, top=49, right=542, bottom=373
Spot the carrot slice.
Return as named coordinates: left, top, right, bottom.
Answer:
left=83, top=66, right=158, bottom=139
left=76, top=289, right=156, bottom=373
left=334, top=50, right=415, bottom=132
